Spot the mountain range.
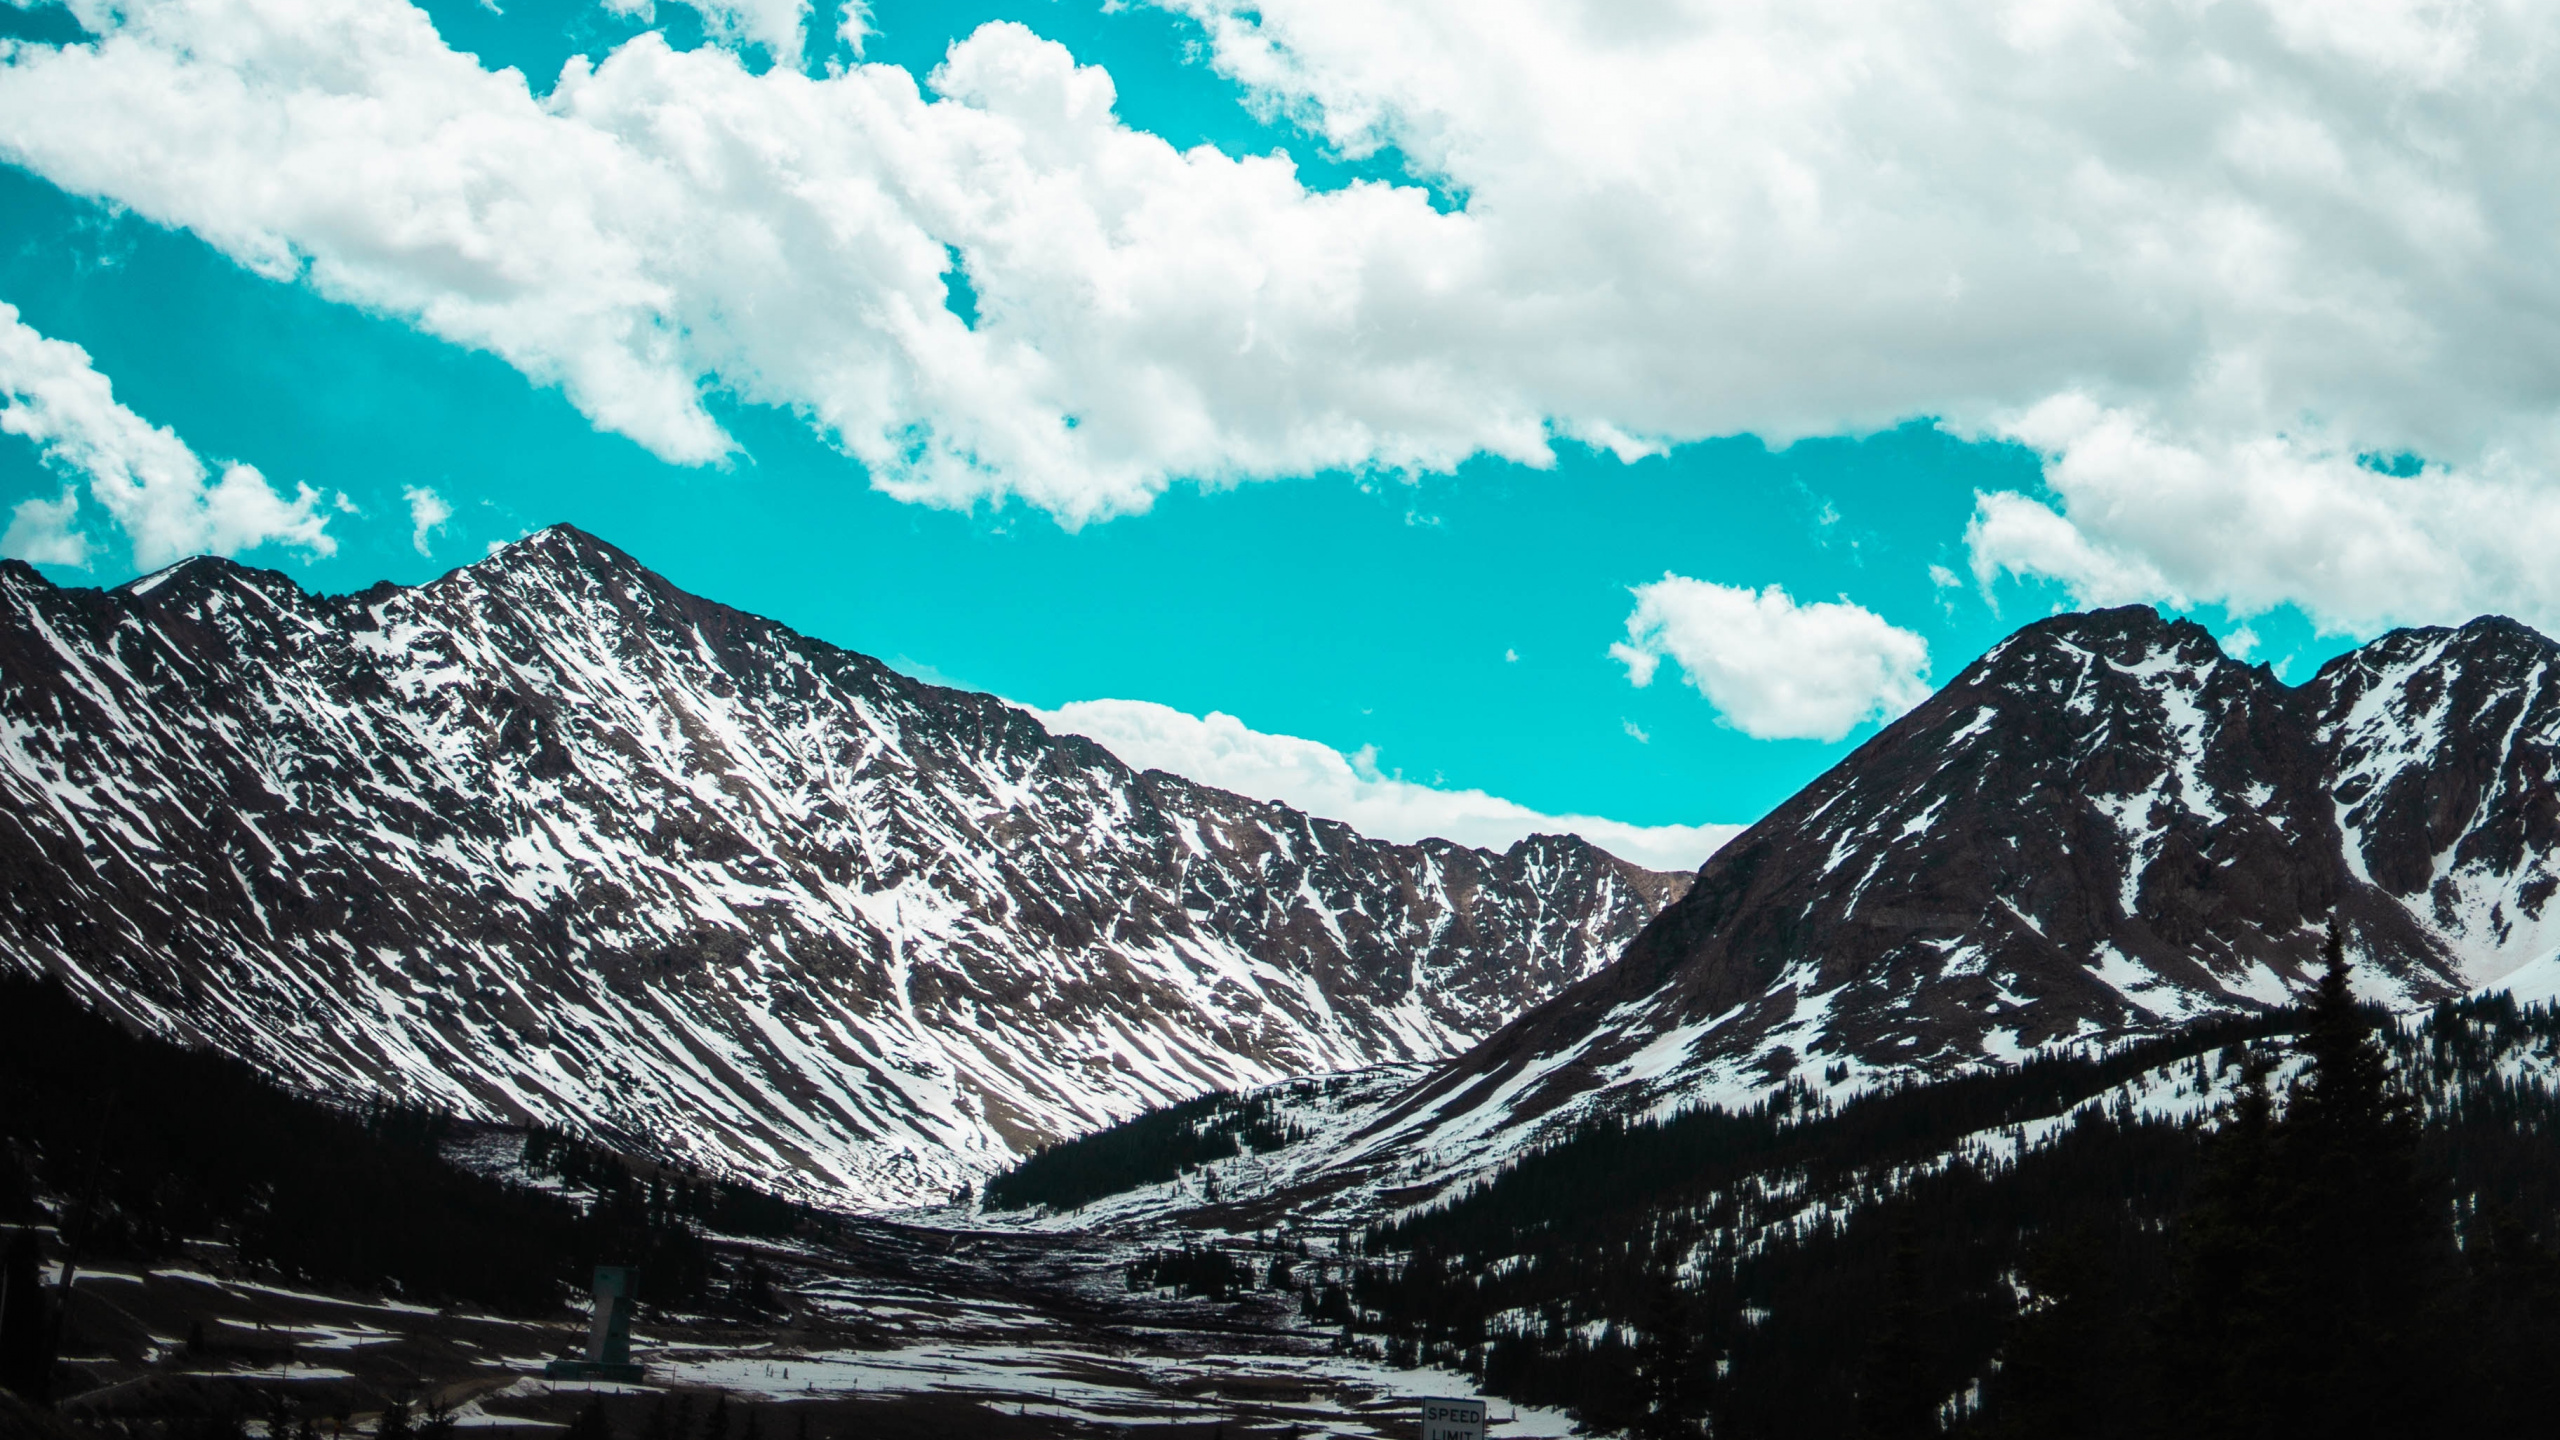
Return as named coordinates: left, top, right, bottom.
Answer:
left=14, top=526, right=2560, bottom=1213
left=1365, top=603, right=2560, bottom=1164
left=0, top=527, right=1680, bottom=1207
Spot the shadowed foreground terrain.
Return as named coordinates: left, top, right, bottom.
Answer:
left=0, top=976, right=1548, bottom=1440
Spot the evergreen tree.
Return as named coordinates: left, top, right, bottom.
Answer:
left=2264, top=923, right=2439, bottom=1439
left=374, top=1398, right=413, bottom=1440
left=699, top=1393, right=727, bottom=1440
left=2152, top=1057, right=2280, bottom=1440
left=563, top=1397, right=611, bottom=1440
left=2157, top=924, right=2445, bottom=1439
left=1855, top=1219, right=1937, bottom=1439
left=1631, top=1269, right=1710, bottom=1440
left=416, top=1396, right=457, bottom=1440
left=2459, top=1207, right=2560, bottom=1436
left=0, top=1230, right=50, bottom=1404
left=1979, top=1224, right=2139, bottom=1439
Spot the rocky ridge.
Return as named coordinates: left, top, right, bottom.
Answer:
left=0, top=526, right=1685, bottom=1207
left=1356, top=605, right=2560, bottom=1166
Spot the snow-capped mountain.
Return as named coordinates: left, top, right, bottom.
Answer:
left=0, top=527, right=1685, bottom=1207
left=1361, top=605, right=2560, bottom=1161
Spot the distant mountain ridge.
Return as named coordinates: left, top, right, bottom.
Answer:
left=0, top=526, right=1684, bottom=1207
left=1360, top=605, right=2560, bottom=1162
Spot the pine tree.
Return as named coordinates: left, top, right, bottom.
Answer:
left=1980, top=1224, right=2138, bottom=1439
left=2157, top=924, right=2447, bottom=1440
left=699, top=1393, right=727, bottom=1440
left=2265, top=922, right=2439, bottom=1439
left=2459, top=1207, right=2560, bottom=1437
left=1856, top=1219, right=1937, bottom=1439
left=564, top=1397, right=611, bottom=1440
left=0, top=1229, right=51, bottom=1404
left=375, top=1398, right=413, bottom=1440
left=1631, top=1269, right=1709, bottom=1440
left=2153, top=1056, right=2280, bottom=1439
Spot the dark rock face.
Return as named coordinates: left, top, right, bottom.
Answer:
left=0, top=526, right=1684, bottom=1205
left=1380, top=605, right=2560, bottom=1141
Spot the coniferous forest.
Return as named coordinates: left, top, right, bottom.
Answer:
left=13, top=944, right=2560, bottom=1438
left=1304, top=933, right=2560, bottom=1439
left=0, top=973, right=821, bottom=1323
left=983, top=1085, right=1315, bottom=1212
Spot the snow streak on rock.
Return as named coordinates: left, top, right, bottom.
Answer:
left=0, top=527, right=1685, bottom=1207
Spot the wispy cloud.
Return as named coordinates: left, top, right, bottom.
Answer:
left=1031, top=697, right=1739, bottom=872
left=404, top=485, right=452, bottom=557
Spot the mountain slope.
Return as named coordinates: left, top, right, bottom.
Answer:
left=0, top=526, right=1683, bottom=1207
left=1358, top=605, right=2560, bottom=1161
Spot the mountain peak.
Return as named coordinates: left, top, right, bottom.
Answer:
left=1386, top=605, right=2560, bottom=1160
left=2423, top=611, right=2556, bottom=660
left=1983, top=602, right=2224, bottom=671
left=0, top=528, right=1683, bottom=1206
left=111, top=553, right=312, bottom=617
left=469, top=523, right=650, bottom=581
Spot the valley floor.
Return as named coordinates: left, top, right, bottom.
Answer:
left=25, top=1207, right=1568, bottom=1440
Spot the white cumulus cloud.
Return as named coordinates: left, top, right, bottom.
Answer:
left=0, top=302, right=335, bottom=569
left=1964, top=394, right=2560, bottom=634
left=1612, top=577, right=1932, bottom=743
left=405, top=484, right=452, bottom=556
left=1, top=487, right=88, bottom=567
left=0, top=6, right=1494, bottom=524
left=1030, top=697, right=1740, bottom=872
left=2, top=0, right=2559, bottom=627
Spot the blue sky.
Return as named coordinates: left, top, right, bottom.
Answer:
left=2, top=0, right=2536, bottom=864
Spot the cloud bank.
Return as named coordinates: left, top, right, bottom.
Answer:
left=1031, top=697, right=1740, bottom=872
left=2, top=0, right=2557, bottom=627
left=0, top=6, right=1492, bottom=525
left=0, top=302, right=334, bottom=570
left=1612, top=577, right=1932, bottom=742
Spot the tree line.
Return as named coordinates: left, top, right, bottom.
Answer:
left=0, top=972, right=822, bottom=1408
left=983, top=1084, right=1315, bottom=1212
left=1334, top=930, right=2560, bottom=1438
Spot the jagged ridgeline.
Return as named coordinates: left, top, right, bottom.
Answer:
left=1376, top=606, right=2560, bottom=1153
left=1332, top=990, right=2560, bottom=1439
left=983, top=1084, right=1323, bottom=1211
left=0, top=975, right=815, bottom=1316
left=0, top=529, right=1685, bottom=1207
